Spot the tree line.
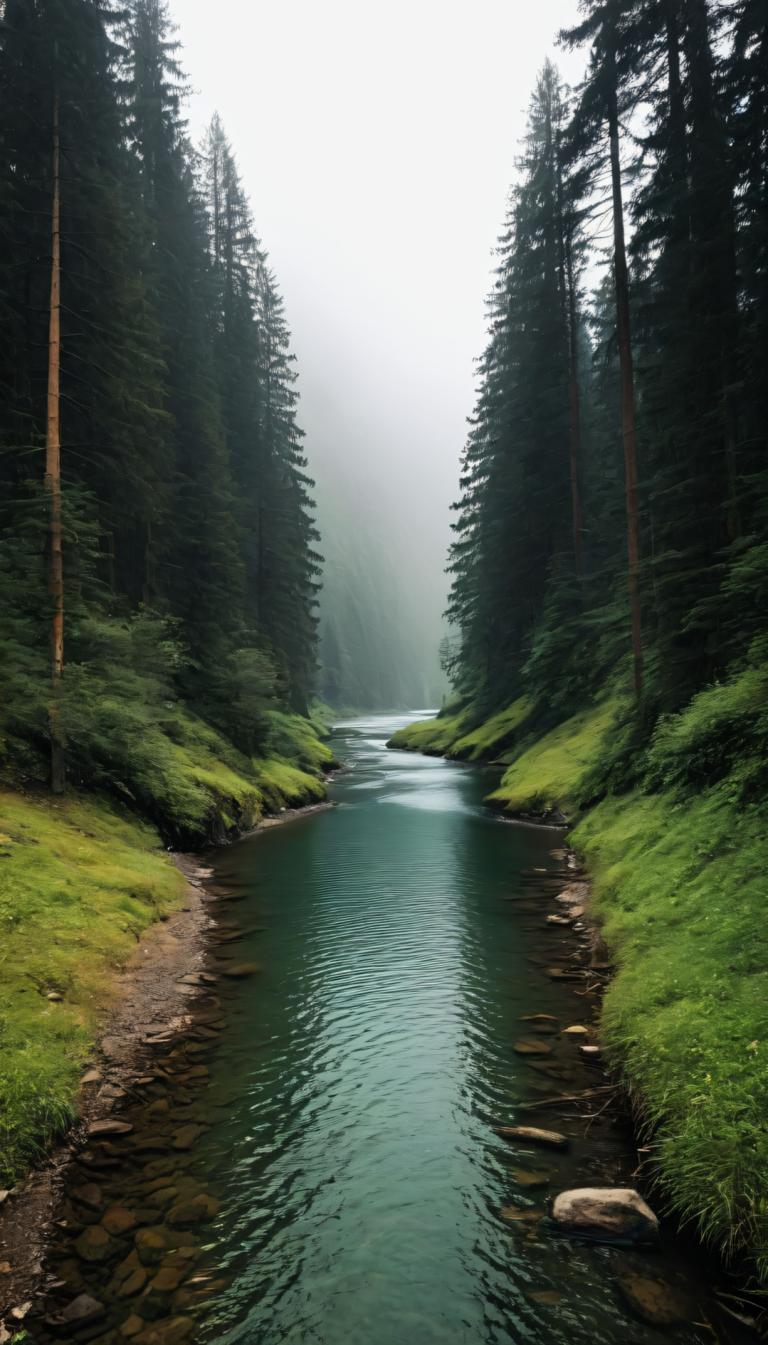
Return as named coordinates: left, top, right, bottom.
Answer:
left=0, top=0, right=321, bottom=793
left=447, top=0, right=768, bottom=761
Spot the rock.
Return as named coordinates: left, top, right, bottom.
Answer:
left=172, top=1124, right=204, bottom=1151
left=221, top=962, right=261, bottom=979
left=617, top=1269, right=696, bottom=1327
left=562, top=1025, right=589, bottom=1036
left=102, top=1205, right=138, bottom=1236
left=58, top=1293, right=106, bottom=1328
left=500, top=1206, right=542, bottom=1226
left=88, top=1118, right=134, bottom=1138
left=0, top=1262, right=11, bottom=1274
left=116, top=1266, right=148, bottom=1299
left=511, top=1168, right=551, bottom=1189
left=550, top=1189, right=659, bottom=1245
left=71, top=1182, right=103, bottom=1212
left=75, top=1224, right=115, bottom=1263
left=121, top=1314, right=145, bottom=1338
left=144, top=1186, right=179, bottom=1211
left=496, top=1126, right=570, bottom=1150
left=546, top=914, right=571, bottom=926
left=0, top=1191, right=11, bottom=1206
left=111, top=1249, right=142, bottom=1286
left=149, top=1265, right=183, bottom=1293
left=579, top=1044, right=602, bottom=1061
left=47, top=990, right=63, bottom=1002
left=513, top=1040, right=553, bottom=1057
left=167, top=1194, right=219, bottom=1227
left=527, top=1289, right=562, bottom=1306
left=135, top=1227, right=168, bottom=1266
left=520, top=1014, right=558, bottom=1023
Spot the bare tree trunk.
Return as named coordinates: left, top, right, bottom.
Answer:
left=45, top=93, right=65, bottom=792
left=555, top=132, right=585, bottom=580
left=607, top=57, right=643, bottom=698
left=565, top=227, right=585, bottom=579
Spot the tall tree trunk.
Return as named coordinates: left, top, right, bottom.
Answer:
left=45, top=93, right=65, bottom=793
left=564, top=226, right=585, bottom=579
left=607, top=48, right=643, bottom=698
left=555, top=134, right=585, bottom=578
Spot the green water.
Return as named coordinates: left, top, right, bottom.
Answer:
left=191, top=714, right=710, bottom=1345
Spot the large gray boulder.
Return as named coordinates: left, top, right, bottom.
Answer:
left=550, top=1188, right=659, bottom=1244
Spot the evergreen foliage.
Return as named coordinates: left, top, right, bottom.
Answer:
left=0, top=0, right=322, bottom=819
left=447, top=2, right=768, bottom=751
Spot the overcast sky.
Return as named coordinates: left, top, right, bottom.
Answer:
left=178, top=0, right=586, bottom=639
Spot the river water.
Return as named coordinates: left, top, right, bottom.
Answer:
left=190, top=714, right=710, bottom=1345
left=41, top=713, right=723, bottom=1344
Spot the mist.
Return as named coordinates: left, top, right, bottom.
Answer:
left=181, top=0, right=587, bottom=708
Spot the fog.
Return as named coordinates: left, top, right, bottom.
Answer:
left=180, top=0, right=586, bottom=705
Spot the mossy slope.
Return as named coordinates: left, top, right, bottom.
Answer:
left=575, top=787, right=768, bottom=1280
left=0, top=789, right=184, bottom=1183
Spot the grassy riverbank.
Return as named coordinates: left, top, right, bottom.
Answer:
left=389, top=676, right=768, bottom=1283
left=0, top=711, right=331, bottom=1185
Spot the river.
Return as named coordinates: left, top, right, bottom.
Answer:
left=42, top=713, right=721, bottom=1344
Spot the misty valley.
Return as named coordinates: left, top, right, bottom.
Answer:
left=1, top=2, right=768, bottom=1344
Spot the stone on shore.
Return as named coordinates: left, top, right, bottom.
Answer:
left=550, top=1188, right=659, bottom=1244
left=58, top=1294, right=106, bottom=1328
left=88, top=1119, right=134, bottom=1138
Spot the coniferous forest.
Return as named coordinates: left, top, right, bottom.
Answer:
left=0, top=0, right=324, bottom=842
left=447, top=4, right=767, bottom=740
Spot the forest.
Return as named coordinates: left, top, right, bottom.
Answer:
left=393, top=0, right=768, bottom=1293
left=1, top=0, right=768, bottom=1339
left=0, top=0, right=329, bottom=846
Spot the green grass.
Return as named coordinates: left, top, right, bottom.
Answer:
left=486, top=696, right=624, bottom=815
left=387, top=709, right=472, bottom=755
left=447, top=697, right=533, bottom=761
left=0, top=789, right=185, bottom=1183
left=574, top=786, right=768, bottom=1281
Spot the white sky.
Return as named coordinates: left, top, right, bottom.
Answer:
left=179, top=0, right=587, bottom=639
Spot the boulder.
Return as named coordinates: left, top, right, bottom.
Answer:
left=120, top=1315, right=145, bottom=1339
left=74, top=1224, right=114, bottom=1263
left=562, top=1025, right=589, bottom=1037
left=550, top=1188, right=659, bottom=1244
left=135, top=1227, right=168, bottom=1267
left=172, top=1124, right=204, bottom=1151
left=71, top=1182, right=103, bottom=1212
left=102, top=1205, right=138, bottom=1236
left=496, top=1126, right=570, bottom=1150
left=617, top=1269, right=696, bottom=1327
left=58, top=1294, right=106, bottom=1328
left=167, top=1194, right=219, bottom=1227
